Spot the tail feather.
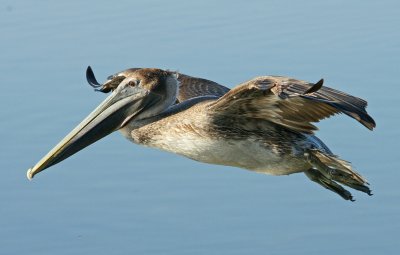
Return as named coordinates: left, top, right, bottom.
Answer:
left=313, top=151, right=369, bottom=185
left=305, top=150, right=372, bottom=200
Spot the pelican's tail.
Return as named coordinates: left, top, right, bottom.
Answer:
left=304, top=150, right=372, bottom=201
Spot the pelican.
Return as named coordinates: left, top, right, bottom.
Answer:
left=27, top=66, right=376, bottom=201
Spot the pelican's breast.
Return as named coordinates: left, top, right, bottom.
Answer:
left=121, top=102, right=309, bottom=175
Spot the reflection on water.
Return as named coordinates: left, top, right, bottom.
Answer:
left=1, top=0, right=399, bottom=254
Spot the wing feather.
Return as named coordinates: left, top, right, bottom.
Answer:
left=177, top=74, right=230, bottom=102
left=209, top=76, right=375, bottom=133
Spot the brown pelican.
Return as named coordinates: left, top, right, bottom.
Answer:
left=27, top=66, right=376, bottom=201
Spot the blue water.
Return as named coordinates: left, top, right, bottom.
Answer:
left=1, top=0, right=399, bottom=254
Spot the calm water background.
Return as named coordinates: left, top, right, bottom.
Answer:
left=1, top=0, right=399, bottom=254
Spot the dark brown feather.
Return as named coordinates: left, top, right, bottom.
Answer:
left=176, top=74, right=230, bottom=102
left=209, top=76, right=376, bottom=133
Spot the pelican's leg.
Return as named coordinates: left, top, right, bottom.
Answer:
left=304, top=150, right=372, bottom=198
left=330, top=172, right=372, bottom=196
left=303, top=151, right=354, bottom=200
left=304, top=151, right=334, bottom=179
left=304, top=168, right=354, bottom=201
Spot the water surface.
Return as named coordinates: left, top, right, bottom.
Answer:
left=1, top=0, right=399, bottom=254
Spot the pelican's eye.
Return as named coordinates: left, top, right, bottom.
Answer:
left=128, top=79, right=141, bottom=87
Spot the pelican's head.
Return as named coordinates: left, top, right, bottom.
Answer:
left=27, top=67, right=178, bottom=179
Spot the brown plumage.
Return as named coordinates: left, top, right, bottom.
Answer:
left=176, top=74, right=230, bottom=102
left=209, top=76, right=375, bottom=133
left=120, top=70, right=375, bottom=201
left=28, top=67, right=376, bottom=201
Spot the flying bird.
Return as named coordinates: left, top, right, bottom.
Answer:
left=27, top=66, right=376, bottom=201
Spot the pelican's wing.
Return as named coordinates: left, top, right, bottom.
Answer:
left=177, top=74, right=230, bottom=102
left=209, top=76, right=376, bottom=133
